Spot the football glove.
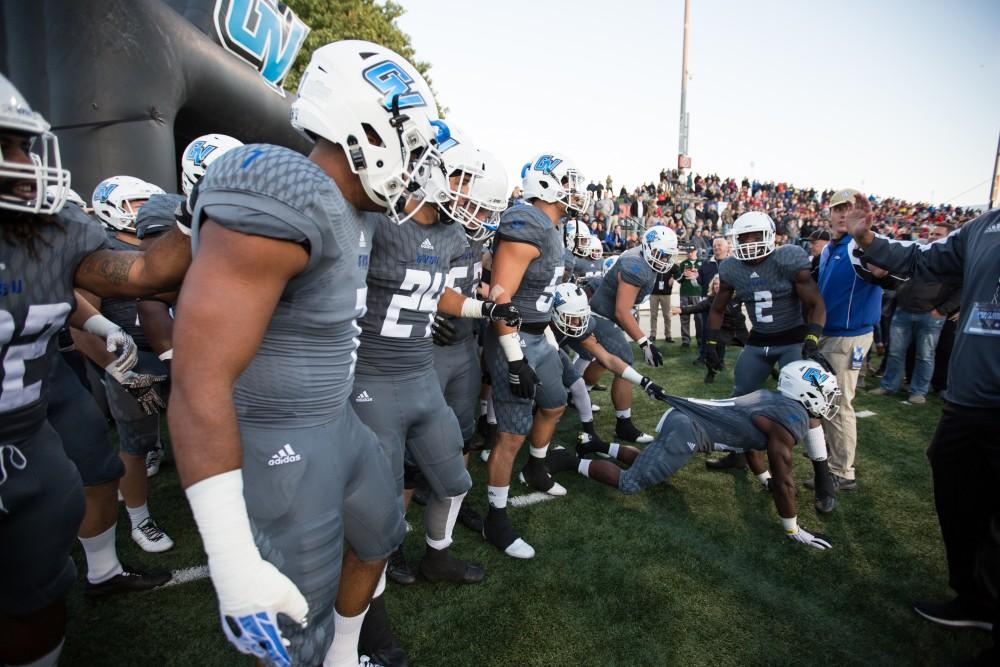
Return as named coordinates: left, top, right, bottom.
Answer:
left=802, top=324, right=823, bottom=360
left=187, top=471, right=308, bottom=667
left=105, top=327, right=138, bottom=375
left=786, top=526, right=833, bottom=551
left=640, top=376, right=667, bottom=402
left=118, top=371, right=168, bottom=415
left=639, top=338, right=663, bottom=367
left=431, top=314, right=458, bottom=346
left=482, top=301, right=522, bottom=327
left=508, top=359, right=539, bottom=399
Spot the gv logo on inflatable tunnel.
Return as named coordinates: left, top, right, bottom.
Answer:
left=213, top=0, right=310, bottom=96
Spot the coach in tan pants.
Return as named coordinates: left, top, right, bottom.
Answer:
left=818, top=332, right=873, bottom=482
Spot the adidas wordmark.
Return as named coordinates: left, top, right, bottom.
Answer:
left=269, top=444, right=301, bottom=466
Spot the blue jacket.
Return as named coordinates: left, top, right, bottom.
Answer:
left=817, top=234, right=883, bottom=337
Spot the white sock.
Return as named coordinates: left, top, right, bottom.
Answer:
left=570, top=378, right=593, bottom=422
left=126, top=502, right=150, bottom=529
left=324, top=607, right=368, bottom=667
left=374, top=567, right=387, bottom=598
left=487, top=485, right=509, bottom=509
left=757, top=471, right=772, bottom=485
left=608, top=443, right=620, bottom=459
left=17, top=638, right=64, bottom=667
left=529, top=443, right=548, bottom=458
left=616, top=409, right=631, bottom=419
left=578, top=460, right=592, bottom=477
left=79, top=524, right=123, bottom=584
left=486, top=395, right=497, bottom=425
left=479, top=399, right=488, bottom=417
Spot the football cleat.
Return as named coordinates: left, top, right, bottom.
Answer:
left=85, top=565, right=171, bottom=596
left=483, top=507, right=534, bottom=559
left=705, top=451, right=747, bottom=470
left=131, top=518, right=174, bottom=553
left=457, top=496, right=484, bottom=533
left=518, top=457, right=566, bottom=496
left=545, top=447, right=581, bottom=475
left=145, top=445, right=163, bottom=477
left=418, top=546, right=485, bottom=584
left=614, top=417, right=653, bottom=444
left=576, top=432, right=610, bottom=458
left=386, top=546, right=416, bottom=586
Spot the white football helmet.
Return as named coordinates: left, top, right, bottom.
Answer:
left=602, top=255, right=619, bottom=275
left=46, top=185, right=86, bottom=209
left=91, top=176, right=165, bottom=232
left=291, top=40, right=443, bottom=224
left=730, top=211, right=776, bottom=261
left=551, top=282, right=591, bottom=337
left=777, top=360, right=842, bottom=420
left=0, top=73, right=71, bottom=215
left=640, top=225, right=679, bottom=273
left=430, top=129, right=508, bottom=240
left=521, top=152, right=591, bottom=216
left=565, top=219, right=591, bottom=257
left=181, top=134, right=244, bottom=196
left=587, top=236, right=603, bottom=261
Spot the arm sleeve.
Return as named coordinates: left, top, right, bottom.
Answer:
left=935, top=285, right=962, bottom=316
left=862, top=225, right=968, bottom=281
left=680, top=298, right=711, bottom=315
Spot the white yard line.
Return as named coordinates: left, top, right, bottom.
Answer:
left=164, top=565, right=210, bottom=587
left=856, top=410, right=877, bottom=418
left=508, top=491, right=558, bottom=508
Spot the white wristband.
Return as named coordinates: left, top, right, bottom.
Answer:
left=185, top=470, right=260, bottom=568
left=158, top=349, right=174, bottom=361
left=82, top=314, right=120, bottom=339
left=805, top=426, right=828, bottom=461
left=461, top=298, right=485, bottom=319
left=781, top=516, right=798, bottom=534
left=636, top=336, right=649, bottom=346
left=621, top=365, right=644, bottom=386
left=175, top=219, right=192, bottom=237
left=498, top=332, right=524, bottom=362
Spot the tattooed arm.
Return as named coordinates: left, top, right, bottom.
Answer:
left=74, top=226, right=192, bottom=298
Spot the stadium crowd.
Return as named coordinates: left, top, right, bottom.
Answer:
left=1, top=37, right=996, bottom=667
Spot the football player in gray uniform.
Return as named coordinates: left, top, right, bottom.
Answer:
left=482, top=152, right=591, bottom=559
left=703, top=212, right=832, bottom=513
left=0, top=74, right=189, bottom=667
left=168, top=42, right=443, bottom=667
left=550, top=360, right=841, bottom=550
left=586, top=225, right=679, bottom=443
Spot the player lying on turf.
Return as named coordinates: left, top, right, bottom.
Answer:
left=548, top=359, right=842, bottom=550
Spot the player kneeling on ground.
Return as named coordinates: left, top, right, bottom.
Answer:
left=548, top=359, right=842, bottom=549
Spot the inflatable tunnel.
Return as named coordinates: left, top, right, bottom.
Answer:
left=0, top=0, right=313, bottom=197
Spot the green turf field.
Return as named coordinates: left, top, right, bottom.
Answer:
left=62, top=343, right=990, bottom=665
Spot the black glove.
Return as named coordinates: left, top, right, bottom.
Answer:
left=507, top=359, right=539, bottom=399
left=705, top=340, right=722, bottom=372
left=639, top=338, right=663, bottom=367
left=431, top=314, right=458, bottom=346
left=482, top=301, right=522, bottom=327
left=120, top=371, right=169, bottom=415
left=640, top=376, right=667, bottom=401
left=802, top=324, right=823, bottom=360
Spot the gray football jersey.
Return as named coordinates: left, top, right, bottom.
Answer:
left=562, top=248, right=576, bottom=274
left=100, top=232, right=150, bottom=350
left=356, top=216, right=469, bottom=376
left=135, top=193, right=185, bottom=240
left=495, top=204, right=563, bottom=324
left=573, top=257, right=604, bottom=281
left=718, top=244, right=809, bottom=333
left=0, top=208, right=107, bottom=440
left=665, top=390, right=810, bottom=452
left=435, top=233, right=486, bottom=344
left=589, top=247, right=657, bottom=319
left=192, top=144, right=373, bottom=425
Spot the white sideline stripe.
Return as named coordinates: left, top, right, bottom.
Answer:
left=509, top=492, right=557, bottom=508
left=164, top=565, right=210, bottom=587
left=160, top=495, right=556, bottom=589
left=856, top=410, right=877, bottom=418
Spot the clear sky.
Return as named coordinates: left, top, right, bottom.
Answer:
left=397, top=0, right=999, bottom=206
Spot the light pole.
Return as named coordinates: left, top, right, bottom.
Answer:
left=990, top=130, right=1000, bottom=210
left=677, top=0, right=691, bottom=180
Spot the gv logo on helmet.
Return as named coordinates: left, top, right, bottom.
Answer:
left=93, top=182, right=118, bottom=203
left=363, top=61, right=427, bottom=110
left=213, top=0, right=310, bottom=96
left=802, top=367, right=829, bottom=386
left=533, top=155, right=562, bottom=176
left=184, top=141, right=217, bottom=167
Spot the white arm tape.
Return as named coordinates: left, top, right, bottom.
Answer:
left=498, top=332, right=524, bottom=362
left=636, top=336, right=649, bottom=346
left=805, top=426, right=828, bottom=461
left=185, top=470, right=260, bottom=568
left=82, top=314, right=120, bottom=339
left=158, top=349, right=174, bottom=361
left=621, top=365, right=644, bottom=386
left=460, top=298, right=485, bottom=319
left=781, top=516, right=798, bottom=533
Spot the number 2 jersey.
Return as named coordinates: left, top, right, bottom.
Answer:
left=192, top=144, right=375, bottom=426
left=495, top=203, right=563, bottom=326
left=355, top=216, right=470, bottom=377
left=0, top=205, right=108, bottom=441
left=718, top=244, right=810, bottom=344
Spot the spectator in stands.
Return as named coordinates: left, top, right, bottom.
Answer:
left=808, top=229, right=831, bottom=282
left=605, top=224, right=626, bottom=253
